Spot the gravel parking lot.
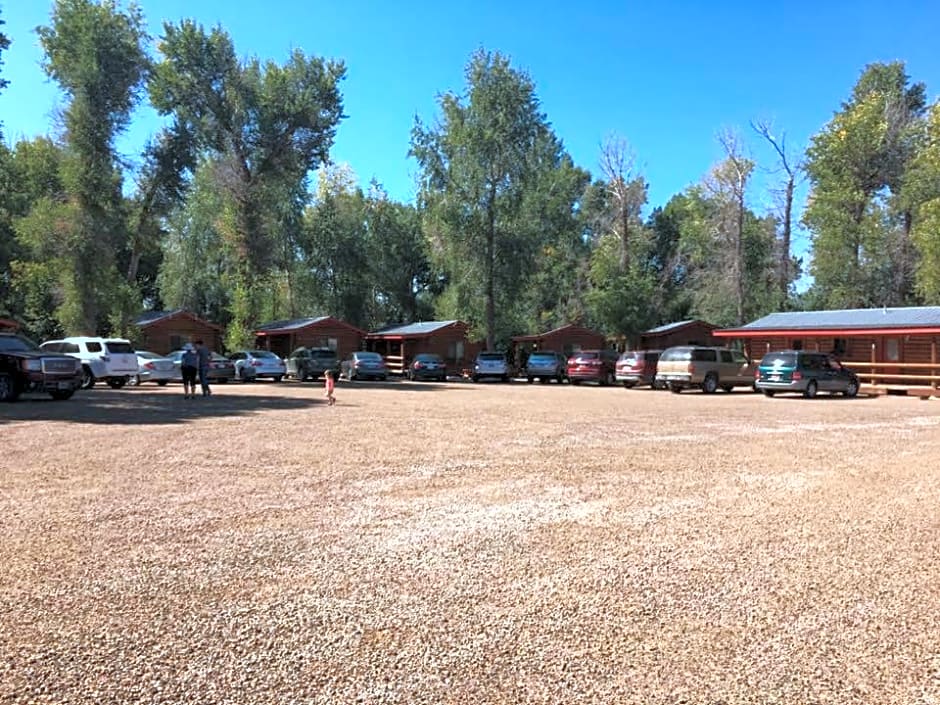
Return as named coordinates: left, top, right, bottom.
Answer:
left=2, top=381, right=939, bottom=704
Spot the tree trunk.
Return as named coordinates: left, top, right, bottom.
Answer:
left=735, top=183, right=746, bottom=326
left=485, top=195, right=496, bottom=351
left=779, top=175, right=794, bottom=305
left=619, top=206, right=629, bottom=272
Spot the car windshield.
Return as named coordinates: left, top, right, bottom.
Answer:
left=106, top=341, right=134, bottom=354
left=250, top=350, right=278, bottom=358
left=478, top=353, right=505, bottom=361
left=310, top=349, right=337, bottom=359
left=762, top=352, right=798, bottom=367
left=661, top=348, right=692, bottom=362
left=0, top=335, right=39, bottom=352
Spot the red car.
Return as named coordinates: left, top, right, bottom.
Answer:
left=567, top=349, right=619, bottom=386
left=615, top=350, right=663, bottom=389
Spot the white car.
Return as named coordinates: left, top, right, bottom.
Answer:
left=40, top=336, right=139, bottom=389
left=131, top=351, right=176, bottom=386
left=228, top=350, right=286, bottom=382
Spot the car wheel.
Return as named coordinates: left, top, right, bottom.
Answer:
left=527, top=376, right=534, bottom=384
left=273, top=376, right=283, bottom=383
left=762, top=389, right=776, bottom=398
left=0, top=373, right=20, bottom=402
left=49, top=390, right=74, bottom=401
left=669, top=383, right=682, bottom=394
left=570, top=379, right=581, bottom=386
left=348, top=369, right=356, bottom=382
left=157, top=380, right=168, bottom=387
left=81, top=366, right=95, bottom=389
left=623, top=381, right=636, bottom=389
left=702, top=373, right=718, bottom=394
left=298, top=370, right=308, bottom=383
left=128, top=375, right=140, bottom=387
left=803, top=380, right=818, bottom=399
left=721, top=384, right=734, bottom=393
left=844, top=379, right=859, bottom=398
left=108, top=378, right=126, bottom=390
left=217, top=378, right=229, bottom=384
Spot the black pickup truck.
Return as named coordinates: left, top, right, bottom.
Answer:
left=0, top=332, right=83, bottom=402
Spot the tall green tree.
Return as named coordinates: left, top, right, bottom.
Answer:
left=803, top=62, right=927, bottom=308
left=150, top=20, right=345, bottom=348
left=32, top=0, right=149, bottom=334
left=411, top=49, right=581, bottom=349
left=0, top=7, right=10, bottom=140
left=905, top=102, right=940, bottom=301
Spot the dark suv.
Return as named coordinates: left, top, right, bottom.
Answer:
left=524, top=350, right=568, bottom=383
left=286, top=347, right=339, bottom=381
left=0, top=332, right=83, bottom=402
left=567, top=349, right=619, bottom=385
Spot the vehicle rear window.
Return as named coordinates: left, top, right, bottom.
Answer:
left=761, top=352, right=797, bottom=367
left=573, top=352, right=599, bottom=360
left=0, top=335, right=38, bottom=352
left=106, top=341, right=134, bottom=354
left=250, top=350, right=278, bottom=358
left=660, top=348, right=692, bottom=362
left=478, top=353, right=505, bottom=361
left=210, top=353, right=229, bottom=361
left=415, top=354, right=442, bottom=362
left=528, top=353, right=556, bottom=362
left=357, top=352, right=382, bottom=360
left=137, top=351, right=159, bottom=359
left=310, top=349, right=337, bottom=359
left=618, top=353, right=640, bottom=363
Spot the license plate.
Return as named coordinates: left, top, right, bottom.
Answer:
left=57, top=382, right=72, bottom=390
left=770, top=375, right=781, bottom=381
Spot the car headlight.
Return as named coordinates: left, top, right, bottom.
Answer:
left=22, top=359, right=42, bottom=372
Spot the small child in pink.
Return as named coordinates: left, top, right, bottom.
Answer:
left=324, top=369, right=336, bottom=406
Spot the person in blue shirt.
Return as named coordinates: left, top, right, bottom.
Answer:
left=194, top=339, right=212, bottom=397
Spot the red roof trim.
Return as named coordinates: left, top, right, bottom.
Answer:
left=715, top=327, right=940, bottom=337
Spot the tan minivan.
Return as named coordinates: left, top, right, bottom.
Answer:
left=655, top=346, right=758, bottom=394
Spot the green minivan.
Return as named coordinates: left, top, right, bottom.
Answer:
left=755, top=350, right=860, bottom=399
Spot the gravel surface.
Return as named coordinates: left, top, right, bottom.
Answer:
left=1, top=381, right=939, bottom=704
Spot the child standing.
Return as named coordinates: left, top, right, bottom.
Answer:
left=324, top=369, right=336, bottom=406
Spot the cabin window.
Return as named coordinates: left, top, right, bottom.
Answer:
left=885, top=338, right=900, bottom=362
left=447, top=341, right=465, bottom=360
left=833, top=338, right=847, bottom=356
left=170, top=335, right=183, bottom=351
left=328, top=338, right=338, bottom=351
left=791, top=339, right=803, bottom=351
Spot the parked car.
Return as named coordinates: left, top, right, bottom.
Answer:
left=166, top=350, right=236, bottom=383
left=40, top=336, right=138, bottom=389
left=472, top=351, right=514, bottom=383
left=567, top=349, right=619, bottom=386
left=286, top=347, right=339, bottom=381
left=756, top=350, right=860, bottom=399
left=229, top=350, right=286, bottom=382
left=130, top=351, right=175, bottom=386
left=616, top=350, right=663, bottom=389
left=655, top=346, right=758, bottom=394
left=524, top=350, right=568, bottom=383
left=407, top=353, right=447, bottom=382
left=341, top=351, right=388, bottom=381
left=0, top=332, right=83, bottom=402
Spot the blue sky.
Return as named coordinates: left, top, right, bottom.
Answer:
left=2, top=0, right=940, bottom=254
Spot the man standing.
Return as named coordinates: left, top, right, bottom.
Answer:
left=194, top=339, right=212, bottom=397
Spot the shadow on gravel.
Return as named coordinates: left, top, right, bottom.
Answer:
left=0, top=388, right=321, bottom=426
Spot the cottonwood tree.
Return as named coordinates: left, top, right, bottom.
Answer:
left=599, top=135, right=648, bottom=272
left=27, top=0, right=149, bottom=334
left=411, top=49, right=581, bottom=349
left=905, top=102, right=940, bottom=301
left=150, top=20, right=345, bottom=347
left=752, top=119, right=802, bottom=307
left=804, top=62, right=927, bottom=308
